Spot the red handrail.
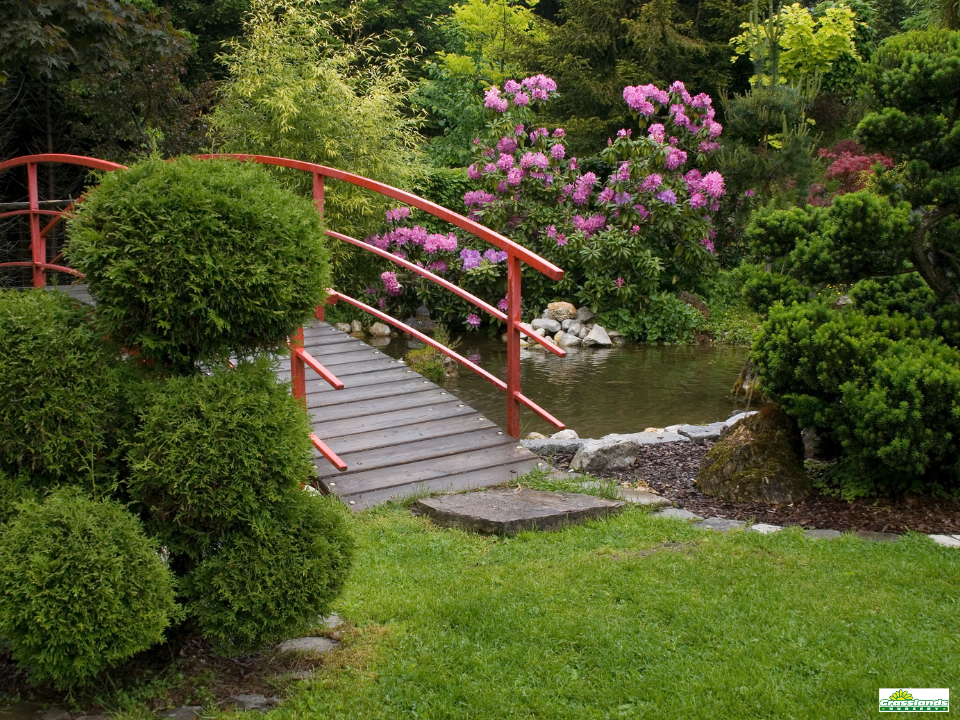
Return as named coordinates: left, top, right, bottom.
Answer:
left=1, top=152, right=567, bottom=456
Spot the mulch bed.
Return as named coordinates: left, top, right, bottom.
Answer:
left=551, top=443, right=960, bottom=536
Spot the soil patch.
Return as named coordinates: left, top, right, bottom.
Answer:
left=0, top=628, right=340, bottom=716
left=550, top=443, right=960, bottom=535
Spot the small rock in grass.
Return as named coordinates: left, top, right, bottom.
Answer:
left=805, top=528, right=842, bottom=540
left=695, top=517, right=747, bottom=532
left=277, top=636, right=338, bottom=656
left=159, top=707, right=203, bottom=720
left=929, top=534, right=960, bottom=548
left=229, top=695, right=282, bottom=712
left=324, top=614, right=344, bottom=629
left=748, top=523, right=782, bottom=534
left=618, top=489, right=670, bottom=507
left=655, top=508, right=703, bottom=521
left=855, top=531, right=899, bottom=543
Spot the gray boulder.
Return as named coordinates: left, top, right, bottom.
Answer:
left=567, top=321, right=583, bottom=335
left=561, top=319, right=573, bottom=330
left=368, top=321, right=392, bottom=337
left=557, top=332, right=582, bottom=347
left=673, top=422, right=728, bottom=444
left=581, top=325, right=612, bottom=347
left=551, top=429, right=579, bottom=440
left=546, top=301, right=578, bottom=321
left=724, top=410, right=758, bottom=428
left=532, top=318, right=561, bottom=333
left=278, top=636, right=338, bottom=656
left=334, top=322, right=352, bottom=334
left=522, top=437, right=586, bottom=455
left=576, top=306, right=595, bottom=323
left=349, top=320, right=363, bottom=334
left=570, top=431, right=689, bottom=473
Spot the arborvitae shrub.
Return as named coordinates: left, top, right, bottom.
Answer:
left=740, top=265, right=808, bottom=314
left=0, top=469, right=40, bottom=527
left=184, top=489, right=353, bottom=654
left=0, top=290, right=123, bottom=490
left=126, top=358, right=315, bottom=559
left=66, top=156, right=330, bottom=371
left=0, top=488, right=181, bottom=688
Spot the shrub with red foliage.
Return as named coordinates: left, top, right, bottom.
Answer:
left=808, top=141, right=895, bottom=205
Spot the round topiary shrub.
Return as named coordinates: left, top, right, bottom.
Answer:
left=0, top=289, right=123, bottom=489
left=183, top=489, right=353, bottom=654
left=0, top=488, right=181, bottom=688
left=126, top=358, right=315, bottom=559
left=66, top=156, right=330, bottom=371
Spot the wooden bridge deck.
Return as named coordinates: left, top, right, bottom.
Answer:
left=279, top=322, right=545, bottom=510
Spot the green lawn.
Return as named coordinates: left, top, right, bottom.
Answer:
left=268, top=496, right=959, bottom=720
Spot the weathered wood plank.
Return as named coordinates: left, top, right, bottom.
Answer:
left=316, top=429, right=524, bottom=480
left=309, top=390, right=457, bottom=424
left=320, top=443, right=540, bottom=496
left=303, top=367, right=414, bottom=397
left=305, top=377, right=437, bottom=408
left=314, top=397, right=475, bottom=438
left=320, top=413, right=500, bottom=454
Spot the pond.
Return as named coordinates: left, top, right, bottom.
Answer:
left=377, top=337, right=751, bottom=439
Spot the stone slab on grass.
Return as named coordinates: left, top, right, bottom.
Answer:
left=805, top=528, right=843, bottom=540
left=674, top=422, right=728, bottom=444
left=654, top=508, right=703, bottom=521
left=618, top=488, right=671, bottom=507
left=930, top=534, right=960, bottom=548
left=412, top=488, right=624, bottom=536
left=695, top=517, right=747, bottom=532
left=748, top=523, right=783, bottom=534
left=570, top=431, right=689, bottom=473
left=856, top=530, right=899, bottom=543
left=278, top=636, right=338, bottom=656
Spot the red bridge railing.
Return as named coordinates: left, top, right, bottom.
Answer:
left=0, top=153, right=566, bottom=470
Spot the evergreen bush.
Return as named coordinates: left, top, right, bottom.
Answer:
left=126, top=358, right=315, bottom=559
left=740, top=266, right=809, bottom=314
left=0, top=290, right=123, bottom=490
left=183, top=489, right=353, bottom=654
left=0, top=488, right=181, bottom=688
left=66, top=156, right=330, bottom=371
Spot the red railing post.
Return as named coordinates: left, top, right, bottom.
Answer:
left=27, top=163, right=44, bottom=288
left=313, top=171, right=326, bottom=320
left=290, top=326, right=307, bottom=404
left=506, top=254, right=523, bottom=438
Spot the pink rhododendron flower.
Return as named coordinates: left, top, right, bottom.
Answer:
left=498, top=296, right=509, bottom=312
left=551, top=143, right=566, bottom=160
left=649, top=123, right=666, bottom=143
left=513, top=91, right=530, bottom=106
left=464, top=190, right=496, bottom=207
left=689, top=192, right=707, bottom=209
left=466, top=313, right=481, bottom=328
left=496, top=153, right=514, bottom=171
left=656, top=189, right=677, bottom=204
left=484, top=86, right=508, bottom=112
left=507, top=167, right=524, bottom=185
left=426, top=261, right=447, bottom=273
left=615, top=277, right=625, bottom=288
left=381, top=271, right=402, bottom=296
left=467, top=164, right=482, bottom=180
left=460, top=248, right=482, bottom=269
left=598, top=187, right=615, bottom=203
left=640, top=174, right=663, bottom=192
left=497, top=136, right=518, bottom=154
left=504, top=79, right=521, bottom=93
left=665, top=147, right=687, bottom=170
left=483, top=249, right=508, bottom=263
left=702, top=171, right=725, bottom=198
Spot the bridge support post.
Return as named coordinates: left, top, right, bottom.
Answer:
left=28, top=163, right=45, bottom=288
left=506, top=255, right=522, bottom=438
left=290, top=326, right=307, bottom=404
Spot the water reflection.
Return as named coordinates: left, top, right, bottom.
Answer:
left=377, top=336, right=749, bottom=438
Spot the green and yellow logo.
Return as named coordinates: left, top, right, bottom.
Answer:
left=879, top=688, right=949, bottom=712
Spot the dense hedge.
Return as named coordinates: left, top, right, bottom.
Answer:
left=0, top=489, right=181, bottom=688
left=752, top=302, right=960, bottom=497
left=0, top=290, right=123, bottom=490
left=184, top=489, right=353, bottom=654
left=66, top=156, right=330, bottom=371
left=126, top=358, right=315, bottom=559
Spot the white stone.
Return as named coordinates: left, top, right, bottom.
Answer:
left=749, top=523, right=783, bottom=534
left=368, top=321, right=392, bottom=337
left=557, top=332, right=582, bottom=347
left=278, top=636, right=338, bottom=656
left=724, top=411, right=758, bottom=428
left=568, top=321, right=583, bottom=335
left=532, top=318, right=562, bottom=333
left=334, top=322, right=351, bottom=333
left=570, top=431, right=689, bottom=473
left=561, top=319, right=573, bottom=330
left=535, top=328, right=546, bottom=337
left=576, top=306, right=595, bottom=323
left=929, top=534, right=960, bottom=548
left=324, top=614, right=344, bottom=629
left=551, top=429, right=579, bottom=440
left=619, top=489, right=670, bottom=507
left=582, top=324, right=612, bottom=347
left=655, top=507, right=703, bottom=521
left=350, top=319, right=363, bottom=334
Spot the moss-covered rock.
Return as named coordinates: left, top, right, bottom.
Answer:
left=696, top=404, right=810, bottom=504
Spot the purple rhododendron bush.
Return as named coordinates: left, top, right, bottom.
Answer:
left=361, top=75, right=729, bottom=341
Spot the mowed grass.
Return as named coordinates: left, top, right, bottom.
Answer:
left=273, top=501, right=958, bottom=720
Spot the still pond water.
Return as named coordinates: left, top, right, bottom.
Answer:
left=378, top=337, right=750, bottom=439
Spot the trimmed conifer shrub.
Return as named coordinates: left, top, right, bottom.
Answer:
left=126, top=358, right=316, bottom=559
left=66, top=156, right=330, bottom=371
left=0, top=488, right=181, bottom=688
left=184, top=489, right=353, bottom=654
left=0, top=289, right=123, bottom=490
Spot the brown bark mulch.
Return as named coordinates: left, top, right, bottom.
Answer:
left=551, top=442, right=960, bottom=536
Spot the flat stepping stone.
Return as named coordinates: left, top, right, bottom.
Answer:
left=412, top=488, right=624, bottom=535
left=654, top=508, right=703, bottom=521
left=855, top=530, right=899, bottom=543
left=929, top=534, right=960, bottom=548
left=229, top=695, right=281, bottom=712
left=748, top=523, right=782, bottom=534
left=695, top=517, right=747, bottom=532
left=805, top=528, right=843, bottom=540
left=278, top=636, right=338, bottom=656
left=618, top=488, right=671, bottom=507
left=159, top=707, right=202, bottom=720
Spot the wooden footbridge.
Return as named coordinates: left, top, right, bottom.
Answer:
left=1, top=153, right=568, bottom=509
